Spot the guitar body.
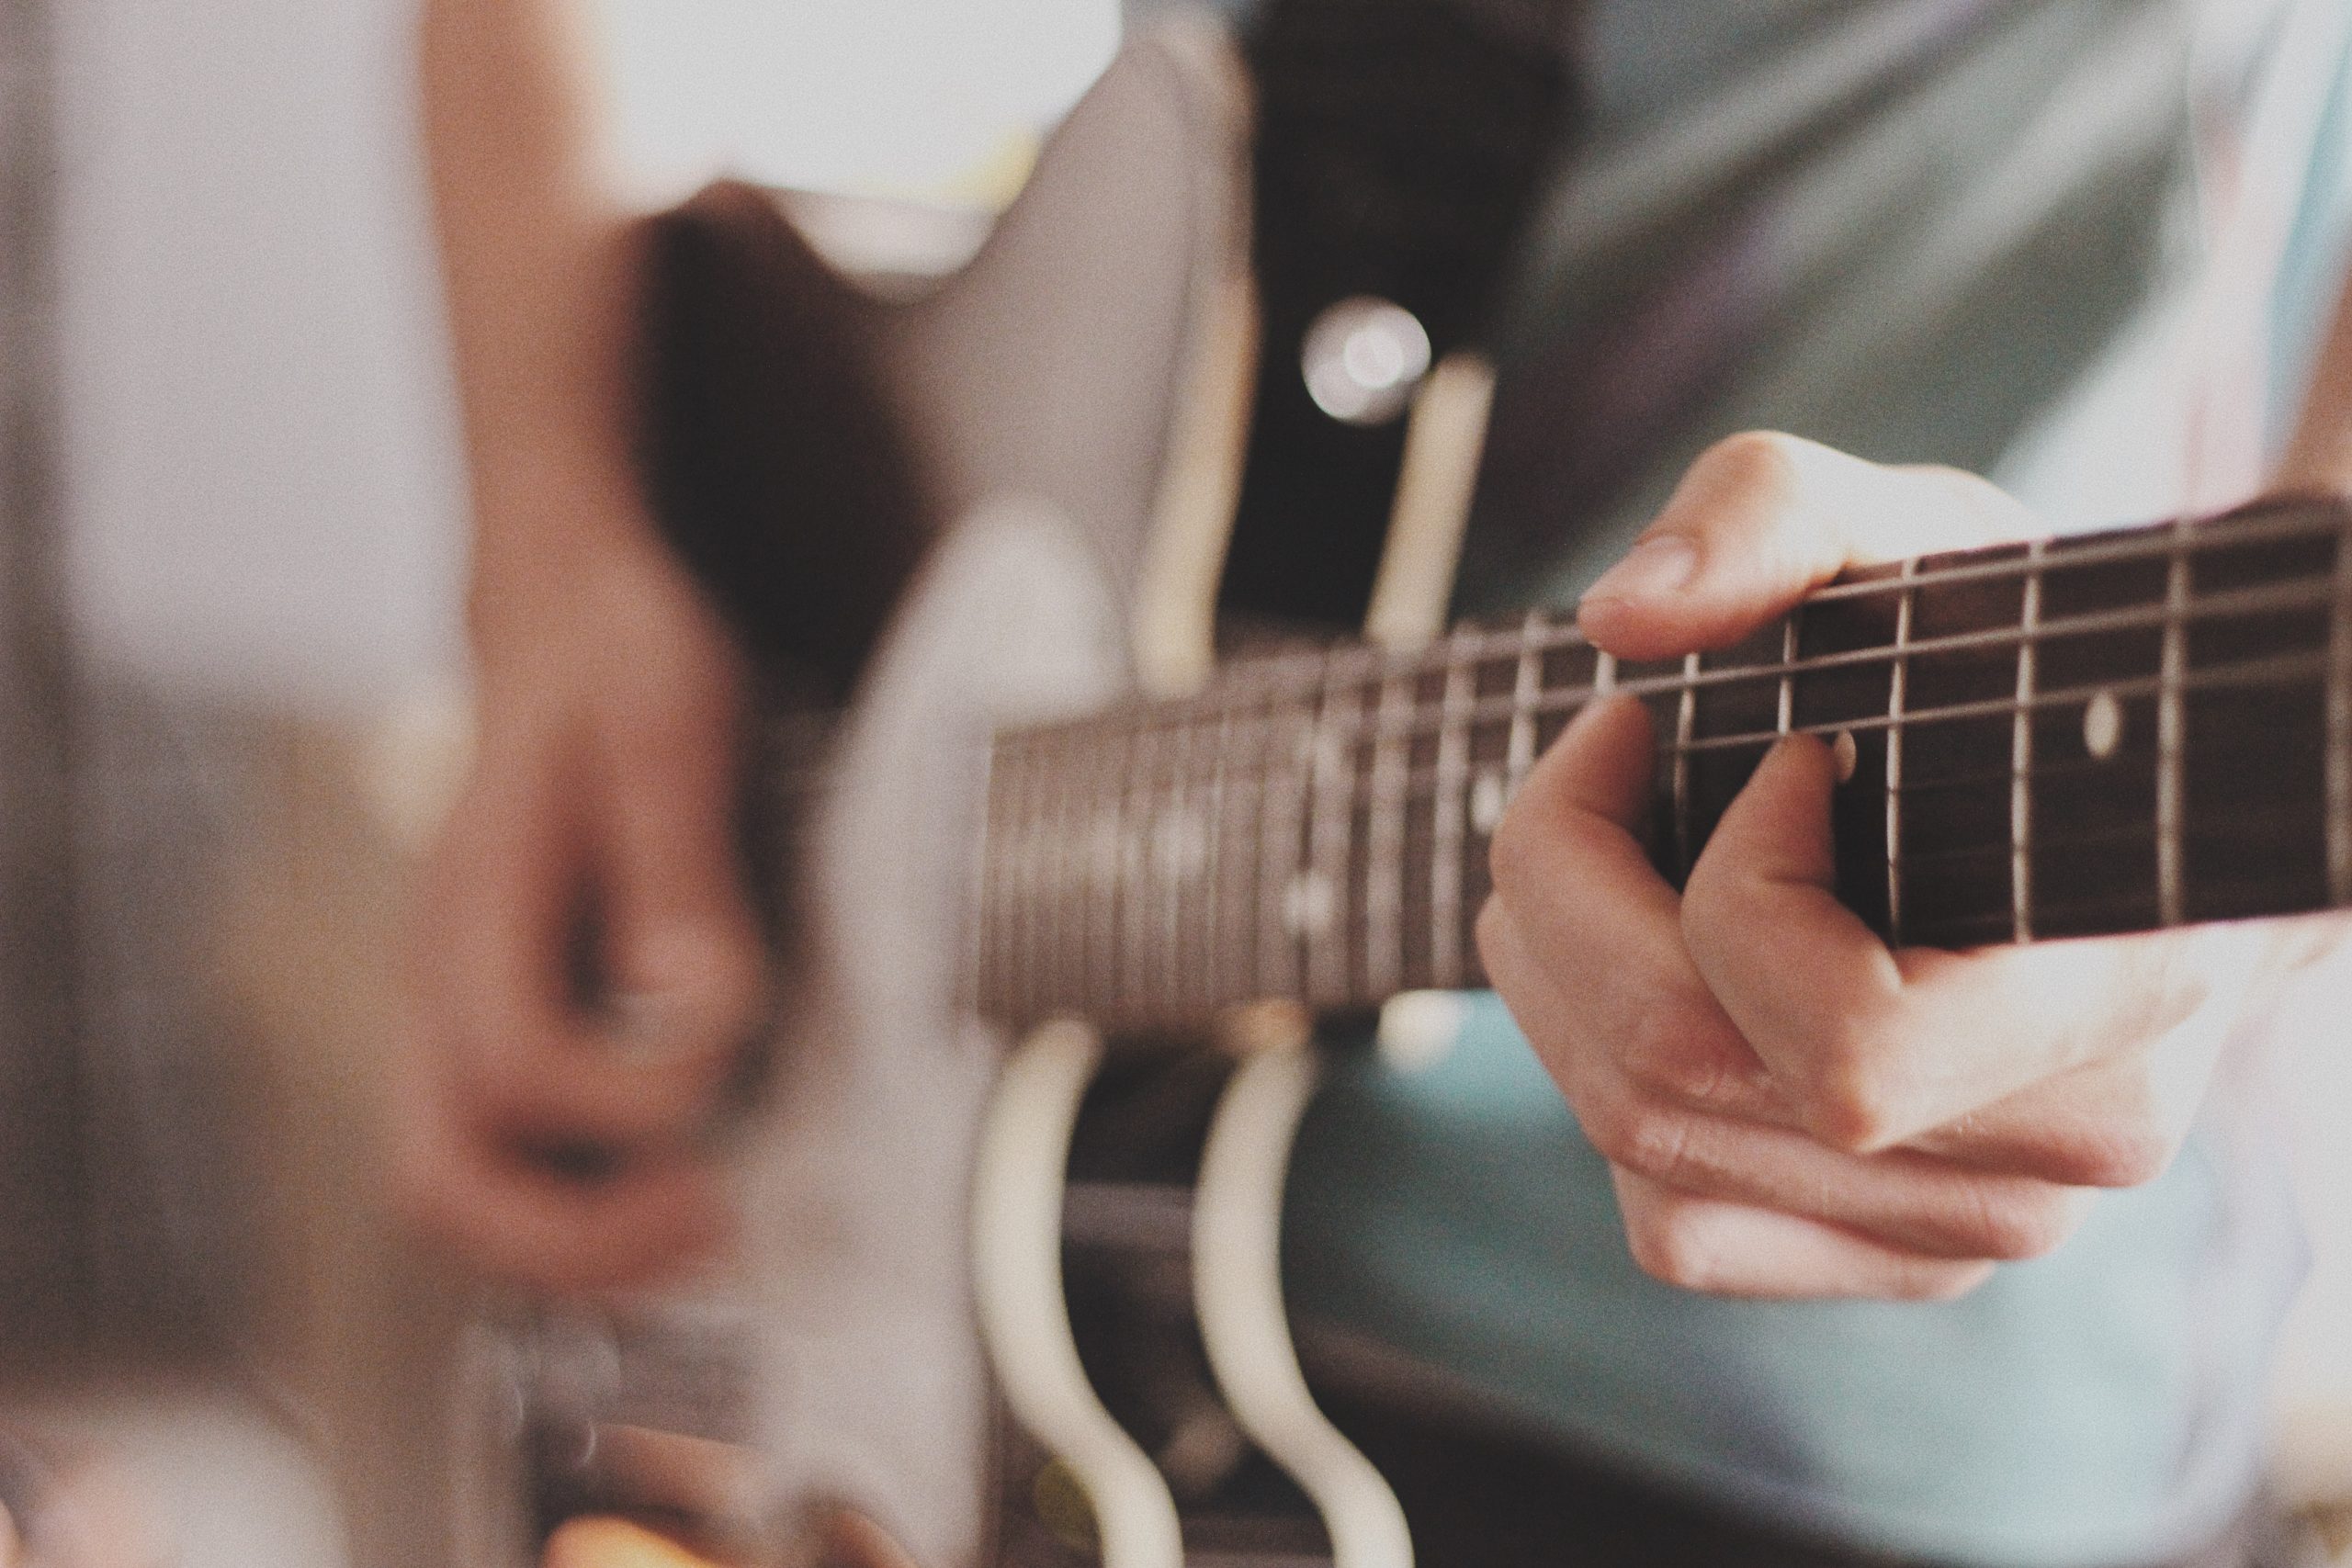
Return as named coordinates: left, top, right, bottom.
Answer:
left=459, top=22, right=1280, bottom=1568
left=733, top=502, right=1127, bottom=1568
left=638, top=17, right=1255, bottom=706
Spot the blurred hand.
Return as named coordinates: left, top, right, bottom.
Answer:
left=1477, top=433, right=2337, bottom=1299
left=0, top=1440, right=158, bottom=1568
left=401, top=474, right=767, bottom=1292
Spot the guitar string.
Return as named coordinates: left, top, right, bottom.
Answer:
left=997, top=642, right=2329, bottom=788
left=996, top=567, right=2343, bottom=760
left=970, top=521, right=2348, bottom=1021
left=992, top=715, right=2340, bottom=1009
left=1144, top=503, right=2342, bottom=697
left=983, top=646, right=2328, bottom=1002
left=995, top=798, right=2335, bottom=1021
left=969, top=512, right=2352, bottom=1011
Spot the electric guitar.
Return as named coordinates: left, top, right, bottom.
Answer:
left=456, top=19, right=2352, bottom=1568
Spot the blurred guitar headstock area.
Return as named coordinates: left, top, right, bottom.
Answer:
left=5, top=2, right=2352, bottom=1567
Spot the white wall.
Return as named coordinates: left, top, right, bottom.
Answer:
left=46, top=0, right=1119, bottom=710
left=54, top=0, right=468, bottom=707
left=591, top=0, right=1120, bottom=202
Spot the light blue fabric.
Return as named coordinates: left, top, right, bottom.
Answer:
left=2272, top=22, right=2352, bottom=452
left=1286, top=997, right=2306, bottom=1566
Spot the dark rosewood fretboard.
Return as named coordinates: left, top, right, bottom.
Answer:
left=975, top=497, right=2352, bottom=1032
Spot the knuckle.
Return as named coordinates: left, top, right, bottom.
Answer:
left=1585, top=1097, right=1695, bottom=1182
left=1690, top=430, right=1805, bottom=508
left=1796, top=1062, right=1905, bottom=1155
left=2053, top=1122, right=2170, bottom=1190
left=1620, top=1109, right=1702, bottom=1184
left=1617, top=999, right=1739, bottom=1100
left=1624, top=1204, right=1719, bottom=1292
left=1961, top=1187, right=2076, bottom=1262
left=1791, top=1009, right=1911, bottom=1153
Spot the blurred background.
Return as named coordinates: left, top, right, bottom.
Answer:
left=55, top=0, right=1124, bottom=706
left=6, top=4, right=1122, bottom=1562
left=3, top=1, right=2350, bottom=1564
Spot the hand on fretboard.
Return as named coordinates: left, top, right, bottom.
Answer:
left=977, top=498, right=2352, bottom=1032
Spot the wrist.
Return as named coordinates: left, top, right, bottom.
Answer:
left=463, top=447, right=659, bottom=640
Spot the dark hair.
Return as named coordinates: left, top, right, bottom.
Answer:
left=1218, top=0, right=1582, bottom=628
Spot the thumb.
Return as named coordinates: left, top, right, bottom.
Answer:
left=1577, top=432, right=2037, bottom=662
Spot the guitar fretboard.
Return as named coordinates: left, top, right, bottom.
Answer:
left=975, top=496, right=2352, bottom=1032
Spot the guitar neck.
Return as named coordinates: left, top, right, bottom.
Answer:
left=974, top=495, right=2352, bottom=1033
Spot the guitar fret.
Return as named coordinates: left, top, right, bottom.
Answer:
left=2331, top=526, right=2352, bottom=906
left=1887, top=558, right=1917, bottom=945
left=1166, top=711, right=1195, bottom=1016
left=1125, top=716, right=1156, bottom=1020
left=1388, top=574, right=2336, bottom=736
left=1036, top=733, right=1065, bottom=1017
left=1176, top=705, right=1213, bottom=1010
left=1023, top=741, right=1053, bottom=1019
left=1507, top=610, right=1544, bottom=784
left=1776, top=615, right=1797, bottom=735
left=1032, top=728, right=1067, bottom=1016
left=1802, top=502, right=2344, bottom=604
left=1117, top=718, right=1155, bottom=1014
left=1305, top=660, right=1361, bottom=1006
left=977, top=747, right=1003, bottom=1014
left=1595, top=649, right=1618, bottom=694
left=1087, top=721, right=1125, bottom=1015
left=985, top=745, right=1017, bottom=1018
left=1260, top=662, right=1318, bottom=1001
left=1012, top=737, right=1042, bottom=1018
left=1162, top=707, right=1197, bottom=1021
left=2157, top=525, right=2190, bottom=926
left=1673, top=653, right=1699, bottom=877
left=1197, top=693, right=1236, bottom=1014
left=2012, top=542, right=2045, bottom=941
left=1662, top=653, right=2329, bottom=749
left=1232, top=688, right=1274, bottom=1004
left=1366, top=667, right=1415, bottom=999
left=1432, top=637, right=1475, bottom=988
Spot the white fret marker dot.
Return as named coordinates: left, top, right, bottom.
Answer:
left=1832, top=729, right=1858, bottom=784
left=1471, top=769, right=1510, bottom=834
left=1283, top=873, right=1337, bottom=937
left=1377, top=990, right=1469, bottom=1073
left=2084, top=691, right=2123, bottom=761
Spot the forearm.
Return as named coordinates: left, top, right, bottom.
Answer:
left=2278, top=265, right=2352, bottom=497
left=420, top=0, right=648, bottom=622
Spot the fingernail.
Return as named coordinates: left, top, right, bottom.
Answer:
left=1583, top=534, right=1699, bottom=606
